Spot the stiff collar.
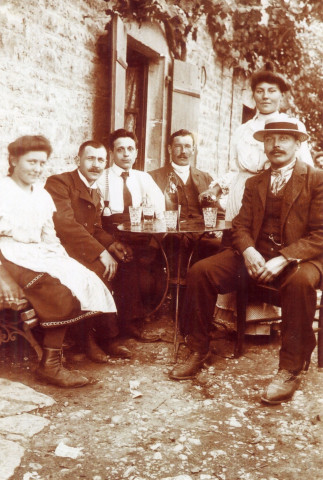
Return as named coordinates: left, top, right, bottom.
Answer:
left=77, top=169, right=99, bottom=189
left=270, top=159, right=296, bottom=175
left=111, top=163, right=133, bottom=177
left=171, top=162, right=190, bottom=175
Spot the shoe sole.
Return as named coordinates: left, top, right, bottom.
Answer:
left=260, top=393, right=296, bottom=405
left=36, top=374, right=90, bottom=388
left=169, top=373, right=196, bottom=381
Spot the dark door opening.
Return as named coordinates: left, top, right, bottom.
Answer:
left=125, top=48, right=148, bottom=171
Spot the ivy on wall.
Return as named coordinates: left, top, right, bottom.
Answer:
left=104, top=0, right=322, bottom=148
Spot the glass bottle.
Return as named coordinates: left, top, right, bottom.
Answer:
left=164, top=172, right=179, bottom=211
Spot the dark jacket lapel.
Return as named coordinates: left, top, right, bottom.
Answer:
left=280, top=160, right=306, bottom=230
left=256, top=168, right=271, bottom=211
left=71, top=169, right=96, bottom=204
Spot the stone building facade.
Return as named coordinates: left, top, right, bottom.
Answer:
left=0, top=0, right=250, bottom=179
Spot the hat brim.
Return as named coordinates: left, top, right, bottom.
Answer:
left=253, top=129, right=309, bottom=142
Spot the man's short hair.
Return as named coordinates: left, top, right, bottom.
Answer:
left=78, top=140, right=106, bottom=157
left=108, top=129, right=138, bottom=151
left=169, top=129, right=195, bottom=146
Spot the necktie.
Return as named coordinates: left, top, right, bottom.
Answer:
left=270, top=161, right=295, bottom=195
left=121, top=171, right=132, bottom=212
left=271, top=171, right=286, bottom=195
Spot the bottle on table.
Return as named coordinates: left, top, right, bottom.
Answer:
left=142, top=194, right=154, bottom=223
left=164, top=172, right=179, bottom=211
left=164, top=172, right=180, bottom=229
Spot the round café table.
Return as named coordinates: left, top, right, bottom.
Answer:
left=117, top=218, right=231, bottom=358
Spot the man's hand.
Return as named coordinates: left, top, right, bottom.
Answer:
left=257, top=256, right=289, bottom=284
left=99, top=250, right=118, bottom=281
left=0, top=265, right=24, bottom=304
left=198, top=187, right=221, bottom=206
left=243, top=247, right=266, bottom=280
left=108, top=242, right=133, bottom=263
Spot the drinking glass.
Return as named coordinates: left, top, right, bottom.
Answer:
left=202, top=207, right=217, bottom=228
left=129, top=206, right=142, bottom=226
left=164, top=210, right=178, bottom=230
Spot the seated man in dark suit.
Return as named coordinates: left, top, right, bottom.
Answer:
left=149, top=129, right=222, bottom=274
left=45, top=140, right=149, bottom=359
left=169, top=119, right=323, bottom=405
left=150, top=129, right=216, bottom=221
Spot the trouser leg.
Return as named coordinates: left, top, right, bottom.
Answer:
left=182, top=248, right=244, bottom=354
left=112, top=260, right=145, bottom=332
left=279, top=262, right=320, bottom=372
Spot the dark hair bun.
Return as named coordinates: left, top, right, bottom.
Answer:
left=250, top=62, right=290, bottom=93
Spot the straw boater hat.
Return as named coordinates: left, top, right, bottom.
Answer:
left=253, top=119, right=309, bottom=143
left=250, top=62, right=291, bottom=93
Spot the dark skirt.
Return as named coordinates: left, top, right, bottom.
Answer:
left=0, top=253, right=98, bottom=328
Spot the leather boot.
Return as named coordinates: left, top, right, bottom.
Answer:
left=169, top=351, right=210, bottom=380
left=85, top=329, right=109, bottom=363
left=106, top=340, right=132, bottom=359
left=261, top=369, right=301, bottom=405
left=36, top=348, right=89, bottom=388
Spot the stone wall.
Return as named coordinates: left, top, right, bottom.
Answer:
left=0, top=0, right=109, bottom=177
left=186, top=21, right=245, bottom=178
left=0, top=1, right=245, bottom=179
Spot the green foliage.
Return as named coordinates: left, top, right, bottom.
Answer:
left=104, top=0, right=322, bottom=147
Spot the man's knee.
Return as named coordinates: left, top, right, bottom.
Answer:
left=281, top=263, right=320, bottom=292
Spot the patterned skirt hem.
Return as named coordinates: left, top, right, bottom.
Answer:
left=41, top=310, right=100, bottom=328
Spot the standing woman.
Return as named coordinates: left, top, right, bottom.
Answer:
left=209, top=62, right=313, bottom=223
left=0, top=136, right=116, bottom=387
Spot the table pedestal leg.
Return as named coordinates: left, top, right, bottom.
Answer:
left=173, top=234, right=184, bottom=361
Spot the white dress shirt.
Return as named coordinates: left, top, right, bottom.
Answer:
left=98, top=164, right=165, bottom=217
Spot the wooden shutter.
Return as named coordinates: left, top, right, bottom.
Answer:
left=109, top=15, right=127, bottom=131
left=170, top=59, right=201, bottom=137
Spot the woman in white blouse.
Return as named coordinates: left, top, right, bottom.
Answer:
left=210, top=62, right=312, bottom=223
left=0, top=136, right=116, bottom=388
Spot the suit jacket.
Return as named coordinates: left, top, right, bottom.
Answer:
left=232, top=160, right=323, bottom=275
left=45, top=169, right=114, bottom=265
left=149, top=164, right=213, bottom=194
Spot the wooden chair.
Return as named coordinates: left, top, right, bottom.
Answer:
left=235, top=276, right=323, bottom=368
left=0, top=298, right=42, bottom=361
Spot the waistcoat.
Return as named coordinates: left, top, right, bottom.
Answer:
left=256, top=183, right=288, bottom=260
left=175, top=173, right=201, bottom=220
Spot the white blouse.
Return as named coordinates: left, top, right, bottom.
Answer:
left=0, top=177, right=116, bottom=313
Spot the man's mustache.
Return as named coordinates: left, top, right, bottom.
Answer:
left=270, top=148, right=286, bottom=155
left=88, top=168, right=101, bottom=173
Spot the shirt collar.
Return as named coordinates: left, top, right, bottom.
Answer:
left=271, top=159, right=296, bottom=175
left=254, top=110, right=280, bottom=121
left=77, top=169, right=99, bottom=189
left=171, top=162, right=190, bottom=175
left=111, top=163, right=133, bottom=177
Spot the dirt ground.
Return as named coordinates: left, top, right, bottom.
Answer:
left=1, top=302, right=323, bottom=480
